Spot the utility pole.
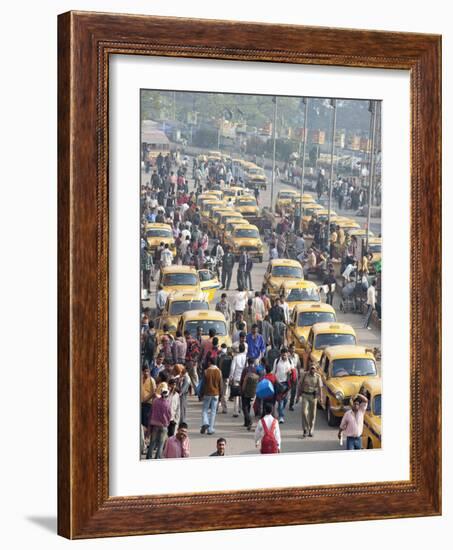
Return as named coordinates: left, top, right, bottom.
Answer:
left=270, top=95, right=278, bottom=213
left=172, top=91, right=176, bottom=121
left=299, top=98, right=309, bottom=233
left=327, top=99, right=337, bottom=248
left=366, top=100, right=378, bottom=251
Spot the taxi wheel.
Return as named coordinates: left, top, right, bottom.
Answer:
left=367, top=438, right=373, bottom=449
left=326, top=399, right=339, bottom=427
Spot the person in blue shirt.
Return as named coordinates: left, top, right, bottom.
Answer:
left=246, top=324, right=266, bottom=365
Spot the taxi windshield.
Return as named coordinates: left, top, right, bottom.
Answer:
left=369, top=244, right=382, bottom=253
left=162, top=273, right=198, bottom=286
left=238, top=200, right=257, bottom=206
left=279, top=192, right=295, bottom=199
left=235, top=228, right=260, bottom=238
left=287, top=288, right=320, bottom=302
left=272, top=266, right=303, bottom=278
left=332, top=358, right=377, bottom=377
left=373, top=395, right=382, bottom=416
left=146, top=229, right=171, bottom=238
left=314, top=333, right=356, bottom=349
left=185, top=320, right=227, bottom=336
left=169, top=301, right=209, bottom=315
left=298, top=311, right=335, bottom=327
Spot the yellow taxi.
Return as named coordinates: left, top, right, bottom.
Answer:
left=305, top=322, right=357, bottom=367
left=360, top=378, right=382, bottom=449
left=335, top=217, right=361, bottom=231
left=208, top=150, right=222, bottom=162
left=145, top=223, right=175, bottom=252
left=155, top=290, right=209, bottom=335
left=315, top=209, right=338, bottom=223
left=225, top=224, right=264, bottom=262
left=280, top=279, right=320, bottom=311
left=159, top=265, right=201, bottom=295
left=367, top=237, right=382, bottom=263
left=200, top=200, right=224, bottom=226
left=286, top=303, right=336, bottom=358
left=316, top=345, right=378, bottom=426
left=223, top=219, right=251, bottom=244
left=263, top=259, right=304, bottom=298
left=302, top=203, right=325, bottom=229
left=275, top=189, right=298, bottom=215
left=198, top=268, right=221, bottom=302
left=208, top=206, right=235, bottom=236
left=235, top=195, right=260, bottom=220
left=203, top=189, right=224, bottom=201
left=243, top=163, right=268, bottom=190
left=223, top=186, right=250, bottom=200
left=347, top=228, right=375, bottom=238
left=216, top=213, right=245, bottom=241
left=176, top=310, right=232, bottom=347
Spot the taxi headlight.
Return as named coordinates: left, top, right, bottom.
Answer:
left=335, top=390, right=344, bottom=402
left=299, top=336, right=306, bottom=345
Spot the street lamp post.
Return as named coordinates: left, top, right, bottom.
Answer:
left=270, top=95, right=278, bottom=213
left=299, top=98, right=309, bottom=233
left=366, top=100, right=378, bottom=251
left=327, top=99, right=337, bottom=249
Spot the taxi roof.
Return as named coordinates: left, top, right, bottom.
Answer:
left=145, top=223, right=172, bottom=229
left=293, top=302, right=336, bottom=314
left=324, top=345, right=376, bottom=360
left=167, top=290, right=206, bottom=302
left=161, top=265, right=197, bottom=274
left=237, top=195, right=257, bottom=202
left=233, top=224, right=259, bottom=231
left=278, top=189, right=298, bottom=195
left=181, top=310, right=226, bottom=322
left=270, top=259, right=302, bottom=268
left=311, top=322, right=356, bottom=335
left=360, top=377, right=382, bottom=395
left=282, top=280, right=317, bottom=290
left=368, top=237, right=382, bottom=244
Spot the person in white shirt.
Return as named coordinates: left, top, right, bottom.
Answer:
left=252, top=291, right=266, bottom=325
left=279, top=296, right=290, bottom=325
left=229, top=343, right=247, bottom=417
left=272, top=348, right=293, bottom=423
left=155, top=285, right=168, bottom=316
left=342, top=260, right=357, bottom=283
left=255, top=402, right=281, bottom=452
left=364, top=280, right=377, bottom=329
left=160, top=244, right=174, bottom=268
left=181, top=227, right=191, bottom=241
left=233, top=289, right=248, bottom=320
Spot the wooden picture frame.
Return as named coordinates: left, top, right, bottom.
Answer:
left=58, top=11, right=441, bottom=539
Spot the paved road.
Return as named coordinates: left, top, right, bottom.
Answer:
left=140, top=155, right=381, bottom=457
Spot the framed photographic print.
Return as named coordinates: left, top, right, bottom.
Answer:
left=58, top=11, right=441, bottom=539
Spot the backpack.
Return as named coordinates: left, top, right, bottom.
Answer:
left=260, top=418, right=279, bottom=454
left=256, top=378, right=275, bottom=400
left=243, top=373, right=259, bottom=399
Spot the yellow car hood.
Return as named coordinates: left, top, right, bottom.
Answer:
left=147, top=236, right=174, bottom=248
left=364, top=414, right=381, bottom=439
left=310, top=349, right=323, bottom=363
left=294, top=326, right=310, bottom=341
left=163, top=284, right=200, bottom=294
left=234, top=238, right=262, bottom=248
left=238, top=206, right=259, bottom=214
left=328, top=376, right=375, bottom=399
left=271, top=277, right=302, bottom=288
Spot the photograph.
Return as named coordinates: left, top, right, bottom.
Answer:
left=139, top=90, right=382, bottom=460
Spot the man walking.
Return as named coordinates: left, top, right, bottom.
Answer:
left=297, top=364, right=323, bottom=437
left=147, top=383, right=172, bottom=459
left=162, top=422, right=190, bottom=458
left=246, top=324, right=266, bottom=365
left=215, top=293, right=233, bottom=326
left=364, top=280, right=377, bottom=329
left=272, top=347, right=293, bottom=424
left=237, top=250, right=248, bottom=290
left=220, top=246, right=235, bottom=290
left=288, top=343, right=301, bottom=411
left=200, top=359, right=223, bottom=435
left=338, top=393, right=369, bottom=450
